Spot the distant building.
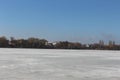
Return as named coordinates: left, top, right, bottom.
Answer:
left=52, top=41, right=59, bottom=45
left=109, top=40, right=115, bottom=47
left=99, top=40, right=104, bottom=46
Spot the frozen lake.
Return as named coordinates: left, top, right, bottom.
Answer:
left=0, top=48, right=120, bottom=80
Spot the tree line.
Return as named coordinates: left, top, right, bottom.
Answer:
left=0, top=36, right=120, bottom=50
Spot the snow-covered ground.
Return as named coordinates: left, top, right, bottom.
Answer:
left=0, top=48, right=120, bottom=80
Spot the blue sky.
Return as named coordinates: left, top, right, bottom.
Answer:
left=0, top=0, right=120, bottom=43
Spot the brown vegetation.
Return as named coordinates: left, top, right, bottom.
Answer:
left=0, top=36, right=120, bottom=50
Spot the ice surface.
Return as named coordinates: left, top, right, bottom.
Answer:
left=0, top=48, right=120, bottom=80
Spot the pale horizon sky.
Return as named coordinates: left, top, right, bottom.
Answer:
left=0, top=0, right=120, bottom=43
